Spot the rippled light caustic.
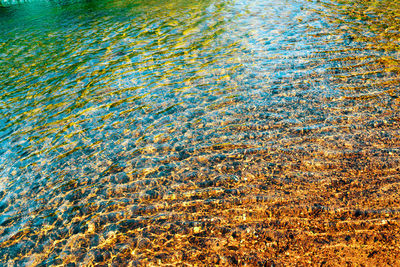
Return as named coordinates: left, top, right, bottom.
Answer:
left=0, top=0, right=400, bottom=265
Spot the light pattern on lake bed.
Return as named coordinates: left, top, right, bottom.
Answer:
left=0, top=0, right=400, bottom=265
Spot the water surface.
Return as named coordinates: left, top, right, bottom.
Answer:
left=1, top=0, right=400, bottom=265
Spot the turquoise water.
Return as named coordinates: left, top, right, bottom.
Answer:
left=0, top=0, right=399, bottom=264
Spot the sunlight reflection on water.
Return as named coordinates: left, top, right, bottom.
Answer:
left=0, top=0, right=400, bottom=265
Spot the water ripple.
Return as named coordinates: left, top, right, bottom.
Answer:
left=1, top=0, right=400, bottom=265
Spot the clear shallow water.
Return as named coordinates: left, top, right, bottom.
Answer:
left=0, top=0, right=400, bottom=265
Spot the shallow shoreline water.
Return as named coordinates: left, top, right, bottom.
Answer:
left=1, top=0, right=400, bottom=265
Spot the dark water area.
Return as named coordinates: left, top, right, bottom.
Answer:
left=0, top=0, right=400, bottom=265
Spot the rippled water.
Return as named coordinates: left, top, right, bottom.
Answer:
left=1, top=0, right=400, bottom=265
